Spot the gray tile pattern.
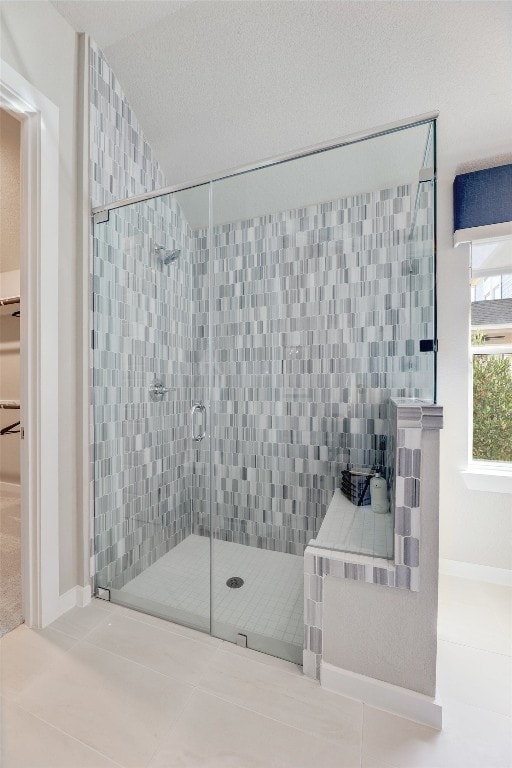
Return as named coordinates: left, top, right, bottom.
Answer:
left=196, top=185, right=434, bottom=554
left=89, top=40, right=167, bottom=209
left=303, top=398, right=443, bottom=680
left=93, top=197, right=195, bottom=589
left=89, top=42, right=437, bottom=623
left=90, top=42, right=199, bottom=589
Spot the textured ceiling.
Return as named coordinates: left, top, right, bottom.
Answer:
left=52, top=1, right=195, bottom=49
left=52, top=0, right=512, bottom=207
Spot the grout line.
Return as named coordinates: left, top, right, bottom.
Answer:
left=437, top=636, right=512, bottom=660
left=215, top=642, right=303, bottom=678
left=2, top=696, right=126, bottom=768
left=142, top=681, right=198, bottom=768
left=185, top=639, right=225, bottom=690
left=27, top=624, right=83, bottom=651
left=192, top=685, right=362, bottom=749
left=436, top=693, right=512, bottom=721
left=69, top=637, right=209, bottom=688
left=45, top=606, right=120, bottom=644
left=362, top=744, right=399, bottom=768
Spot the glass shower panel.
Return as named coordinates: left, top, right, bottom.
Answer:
left=405, top=120, right=436, bottom=402
left=92, top=184, right=211, bottom=633
left=209, top=122, right=436, bottom=661
left=406, top=176, right=436, bottom=401
left=91, top=119, right=436, bottom=665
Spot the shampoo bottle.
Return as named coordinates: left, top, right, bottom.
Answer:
left=370, top=472, right=389, bottom=514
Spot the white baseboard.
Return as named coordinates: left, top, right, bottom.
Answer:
left=440, top=558, right=512, bottom=588
left=0, top=481, right=21, bottom=495
left=50, top=584, right=92, bottom=624
left=75, top=584, right=92, bottom=608
left=320, top=661, right=442, bottom=730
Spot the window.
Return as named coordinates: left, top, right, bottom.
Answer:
left=470, top=238, right=512, bottom=464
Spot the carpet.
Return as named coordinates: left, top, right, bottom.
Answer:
left=0, top=489, right=23, bottom=637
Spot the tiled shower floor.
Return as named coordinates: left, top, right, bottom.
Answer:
left=119, top=535, right=304, bottom=661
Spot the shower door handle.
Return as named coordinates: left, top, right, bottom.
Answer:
left=191, top=402, right=206, bottom=442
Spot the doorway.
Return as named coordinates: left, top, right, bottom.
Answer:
left=0, top=107, right=22, bottom=636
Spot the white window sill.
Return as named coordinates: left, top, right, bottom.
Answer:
left=461, top=465, right=512, bottom=494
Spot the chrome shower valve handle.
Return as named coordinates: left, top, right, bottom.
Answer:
left=149, top=379, right=172, bottom=402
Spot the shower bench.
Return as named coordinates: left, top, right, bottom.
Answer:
left=302, top=397, right=443, bottom=731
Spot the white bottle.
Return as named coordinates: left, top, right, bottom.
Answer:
left=370, top=472, right=389, bottom=514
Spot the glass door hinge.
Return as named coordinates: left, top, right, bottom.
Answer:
left=419, top=339, right=438, bottom=352
left=419, top=167, right=435, bottom=183
left=96, top=587, right=111, bottom=601
left=93, top=210, right=109, bottom=225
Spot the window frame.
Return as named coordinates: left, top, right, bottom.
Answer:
left=465, top=235, right=512, bottom=490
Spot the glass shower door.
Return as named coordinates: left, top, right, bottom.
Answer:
left=91, top=119, right=436, bottom=663
left=406, top=120, right=437, bottom=402
left=92, top=184, right=211, bottom=633
left=208, top=122, right=436, bottom=664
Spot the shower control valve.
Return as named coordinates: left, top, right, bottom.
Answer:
left=149, top=379, right=172, bottom=402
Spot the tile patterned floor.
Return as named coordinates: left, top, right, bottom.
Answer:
left=0, top=574, right=510, bottom=767
left=120, top=535, right=304, bottom=650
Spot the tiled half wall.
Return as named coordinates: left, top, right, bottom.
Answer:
left=303, top=399, right=443, bottom=681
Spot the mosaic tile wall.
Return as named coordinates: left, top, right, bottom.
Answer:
left=90, top=42, right=199, bottom=589
left=89, top=41, right=436, bottom=587
left=89, top=40, right=167, bottom=209
left=193, top=184, right=434, bottom=555
left=93, top=197, right=196, bottom=589
left=93, top=197, right=194, bottom=588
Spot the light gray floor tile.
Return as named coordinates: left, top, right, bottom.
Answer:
left=85, top=611, right=220, bottom=685
left=438, top=574, right=512, bottom=656
left=437, top=639, right=512, bottom=716
left=16, top=641, right=193, bottom=768
left=361, top=756, right=396, bottom=768
left=362, top=699, right=512, bottom=768
left=48, top=600, right=116, bottom=640
left=198, top=645, right=362, bottom=747
left=0, top=624, right=77, bottom=700
left=148, top=689, right=361, bottom=768
left=114, top=604, right=221, bottom=647
left=220, top=639, right=302, bottom=673
left=0, top=697, right=121, bottom=768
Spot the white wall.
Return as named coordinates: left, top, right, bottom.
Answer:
left=97, top=0, right=512, bottom=572
left=0, top=1, right=80, bottom=591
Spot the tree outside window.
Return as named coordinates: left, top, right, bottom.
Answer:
left=470, top=238, right=512, bottom=465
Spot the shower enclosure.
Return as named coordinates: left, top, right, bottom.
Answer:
left=92, top=117, right=436, bottom=664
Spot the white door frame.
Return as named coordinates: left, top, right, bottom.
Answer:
left=0, top=59, right=60, bottom=627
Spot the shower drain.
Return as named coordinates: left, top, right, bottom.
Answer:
left=226, top=576, right=244, bottom=589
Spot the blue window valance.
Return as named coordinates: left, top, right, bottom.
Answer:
left=453, top=164, right=512, bottom=232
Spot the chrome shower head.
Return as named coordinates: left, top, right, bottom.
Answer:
left=155, top=245, right=181, bottom=265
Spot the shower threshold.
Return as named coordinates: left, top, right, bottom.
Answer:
left=115, top=535, right=304, bottom=665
